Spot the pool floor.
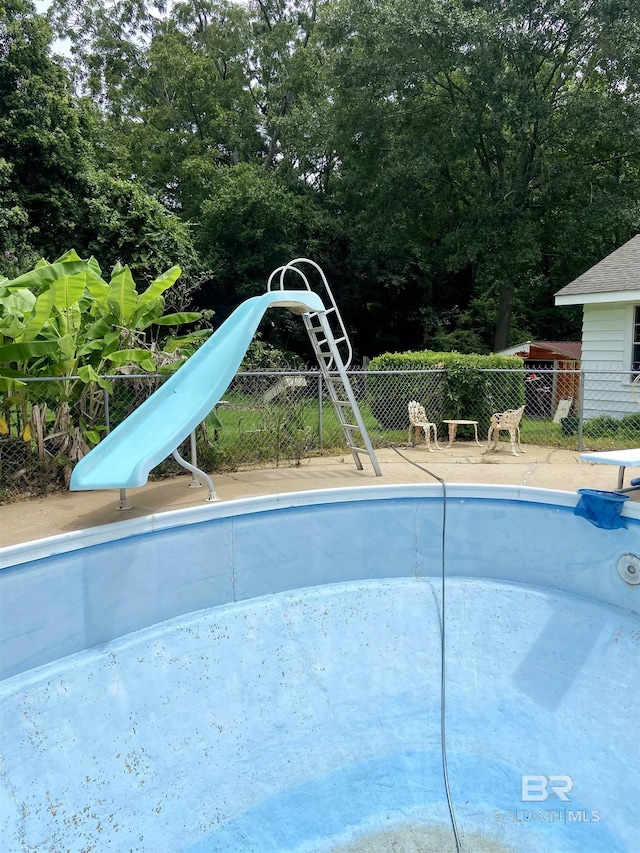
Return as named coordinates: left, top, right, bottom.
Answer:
left=1, top=576, right=638, bottom=852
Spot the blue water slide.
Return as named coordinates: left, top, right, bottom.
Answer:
left=70, top=289, right=325, bottom=491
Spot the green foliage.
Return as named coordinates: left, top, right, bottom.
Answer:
left=319, top=0, right=640, bottom=351
left=240, top=334, right=303, bottom=371
left=619, top=412, right=640, bottom=435
left=0, top=1, right=89, bottom=261
left=583, top=415, right=621, bottom=439
left=0, top=250, right=203, bottom=381
left=9, top=0, right=640, bottom=364
left=114, top=4, right=261, bottom=216
left=368, top=350, right=524, bottom=431
left=196, top=162, right=320, bottom=313
left=584, top=411, right=640, bottom=440
left=75, top=169, right=200, bottom=290
left=429, top=327, right=492, bottom=356
left=0, top=249, right=203, bottom=479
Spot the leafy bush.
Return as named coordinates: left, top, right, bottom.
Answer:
left=583, top=415, right=620, bottom=438
left=619, top=411, right=640, bottom=437
left=367, top=350, right=524, bottom=432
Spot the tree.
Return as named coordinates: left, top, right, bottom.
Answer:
left=0, top=158, right=36, bottom=277
left=0, top=0, right=89, bottom=263
left=320, top=0, right=640, bottom=351
left=1, top=2, right=200, bottom=294
left=42, top=0, right=640, bottom=357
left=74, top=166, right=201, bottom=304
left=125, top=3, right=261, bottom=217
left=196, top=162, right=322, bottom=342
left=247, top=0, right=324, bottom=171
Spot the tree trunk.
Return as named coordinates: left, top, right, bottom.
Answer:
left=263, top=127, right=280, bottom=170
left=493, top=278, right=514, bottom=352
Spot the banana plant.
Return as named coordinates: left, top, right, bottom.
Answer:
left=0, top=250, right=207, bottom=480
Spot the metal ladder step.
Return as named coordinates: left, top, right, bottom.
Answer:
left=302, top=310, right=380, bottom=477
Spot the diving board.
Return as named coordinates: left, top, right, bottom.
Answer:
left=579, top=448, right=640, bottom=490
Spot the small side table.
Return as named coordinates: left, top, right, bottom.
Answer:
left=442, top=419, right=482, bottom=448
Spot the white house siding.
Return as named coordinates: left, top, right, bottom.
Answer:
left=581, top=303, right=638, bottom=419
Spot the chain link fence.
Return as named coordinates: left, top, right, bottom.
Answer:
left=2, top=367, right=640, bottom=501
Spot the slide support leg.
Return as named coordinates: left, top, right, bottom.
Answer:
left=172, top=449, right=218, bottom=502
left=188, top=430, right=202, bottom=489
left=116, top=489, right=132, bottom=511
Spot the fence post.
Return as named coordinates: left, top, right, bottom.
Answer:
left=103, top=387, right=110, bottom=433
left=577, top=369, right=585, bottom=451
left=318, top=373, right=323, bottom=449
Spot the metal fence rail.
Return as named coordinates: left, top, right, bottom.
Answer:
left=2, top=368, right=640, bottom=501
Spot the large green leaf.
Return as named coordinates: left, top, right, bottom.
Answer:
left=76, top=339, right=106, bottom=357
left=154, top=312, right=201, bottom=326
left=84, top=317, right=112, bottom=342
left=87, top=256, right=103, bottom=278
left=99, top=330, right=122, bottom=358
left=57, top=333, right=76, bottom=359
left=52, top=272, right=87, bottom=311
left=158, top=360, right=186, bottom=374
left=77, top=364, right=112, bottom=391
left=107, top=266, right=138, bottom=323
left=0, top=365, right=35, bottom=377
left=162, top=329, right=211, bottom=353
left=0, top=376, right=26, bottom=392
left=0, top=315, right=26, bottom=339
left=133, top=300, right=164, bottom=330
left=137, top=265, right=182, bottom=308
left=54, top=249, right=83, bottom=264
left=0, top=340, right=59, bottom=363
left=2, top=288, right=36, bottom=316
left=106, top=349, right=157, bottom=371
left=84, top=272, right=110, bottom=305
left=7, top=260, right=90, bottom=291
left=20, top=286, right=55, bottom=341
left=0, top=288, right=35, bottom=339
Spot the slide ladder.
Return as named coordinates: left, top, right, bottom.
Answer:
left=269, top=260, right=381, bottom=477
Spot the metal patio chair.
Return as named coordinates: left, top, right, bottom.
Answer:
left=487, top=404, right=526, bottom=456
left=408, top=401, right=442, bottom=451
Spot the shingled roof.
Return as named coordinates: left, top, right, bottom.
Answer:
left=555, top=234, right=640, bottom=298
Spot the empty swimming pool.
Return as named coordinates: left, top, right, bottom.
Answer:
left=0, top=484, right=638, bottom=852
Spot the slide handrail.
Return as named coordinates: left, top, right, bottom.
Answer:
left=267, top=258, right=353, bottom=369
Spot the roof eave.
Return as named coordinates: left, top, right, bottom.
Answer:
left=555, top=290, right=640, bottom=306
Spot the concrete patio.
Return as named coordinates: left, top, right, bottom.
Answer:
left=1, top=440, right=636, bottom=548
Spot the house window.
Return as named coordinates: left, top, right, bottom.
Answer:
left=633, top=306, right=640, bottom=374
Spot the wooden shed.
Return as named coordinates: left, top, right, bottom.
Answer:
left=494, top=340, right=582, bottom=419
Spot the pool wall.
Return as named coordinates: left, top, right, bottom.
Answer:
left=1, top=484, right=638, bottom=681
left=1, top=484, right=639, bottom=853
